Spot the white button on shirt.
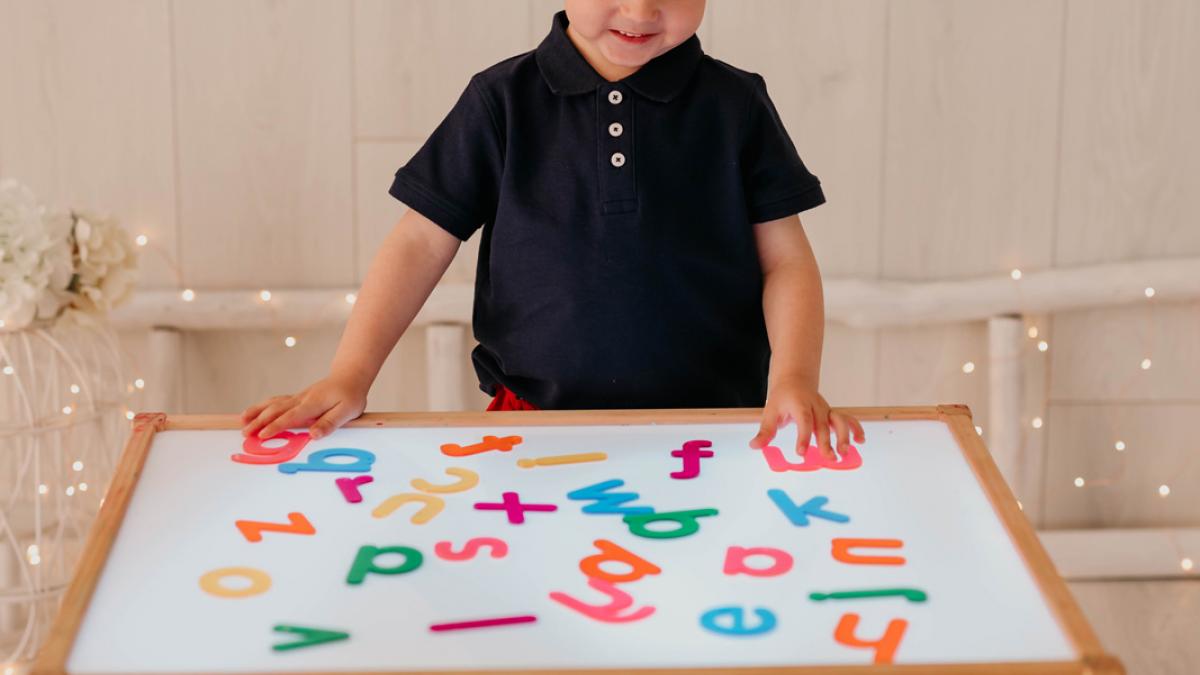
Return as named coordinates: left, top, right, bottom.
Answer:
left=610, top=152, right=626, bottom=167
left=608, top=122, right=623, bottom=137
left=607, top=90, right=623, bottom=105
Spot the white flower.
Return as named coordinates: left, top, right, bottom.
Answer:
left=0, top=180, right=73, bottom=330
left=70, top=210, right=139, bottom=314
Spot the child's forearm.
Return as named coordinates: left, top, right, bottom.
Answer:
left=329, top=209, right=461, bottom=392
left=761, top=257, right=825, bottom=392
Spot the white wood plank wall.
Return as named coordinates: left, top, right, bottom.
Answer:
left=2, top=0, right=1198, bottom=534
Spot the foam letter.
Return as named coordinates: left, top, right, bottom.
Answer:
left=434, top=537, right=509, bottom=561
left=279, top=448, right=375, bottom=474
left=699, top=606, right=777, bottom=636
left=411, top=467, right=479, bottom=494
left=440, top=435, right=523, bottom=457
left=549, top=578, right=655, bottom=623
left=579, top=539, right=662, bottom=583
left=567, top=479, right=654, bottom=515
left=767, top=491, right=850, bottom=527
left=372, top=493, right=445, bottom=524
left=199, top=567, right=271, bottom=598
left=832, top=538, right=906, bottom=565
left=723, top=546, right=793, bottom=577
left=272, top=624, right=349, bottom=651
left=232, top=430, right=310, bottom=465
left=756, top=443, right=862, bottom=472
left=670, top=440, right=714, bottom=479
left=346, top=545, right=423, bottom=585
left=235, top=511, right=315, bottom=543
left=834, top=612, right=908, bottom=664
left=810, top=588, right=928, bottom=603
left=336, top=475, right=373, bottom=503
left=623, top=508, right=718, bottom=539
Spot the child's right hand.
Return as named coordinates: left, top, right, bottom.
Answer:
left=240, top=375, right=368, bottom=440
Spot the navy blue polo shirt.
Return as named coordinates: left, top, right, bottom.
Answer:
left=390, top=10, right=825, bottom=410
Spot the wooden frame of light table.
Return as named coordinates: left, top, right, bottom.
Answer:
left=34, top=404, right=1124, bottom=675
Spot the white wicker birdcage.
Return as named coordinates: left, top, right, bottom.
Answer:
left=0, top=314, right=130, bottom=669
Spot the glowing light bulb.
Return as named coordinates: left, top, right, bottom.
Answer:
left=962, top=361, right=976, bottom=374
left=125, top=410, right=135, bottom=420
left=1074, top=477, right=1085, bottom=487
left=1010, top=268, right=1022, bottom=280
left=1027, top=326, right=1039, bottom=338
left=79, top=482, right=88, bottom=491
left=1031, top=417, right=1043, bottom=429
left=181, top=288, right=195, bottom=302
left=2, top=366, right=13, bottom=375
left=259, top=289, right=272, bottom=302
left=1183, top=558, right=1195, bottom=572
left=70, top=383, right=80, bottom=394
left=1038, top=340, right=1049, bottom=352
left=284, top=336, right=297, bottom=348
left=1115, top=440, right=1126, bottom=451
left=1158, top=484, right=1170, bottom=497
left=62, top=405, right=73, bottom=415
left=345, top=292, right=357, bottom=304
left=135, top=234, right=149, bottom=247
left=1144, top=287, right=1155, bottom=298
left=134, top=378, right=145, bottom=389
left=1141, top=358, right=1152, bottom=370
left=38, top=484, right=48, bottom=495
left=65, top=486, right=75, bottom=496
left=72, top=460, right=83, bottom=471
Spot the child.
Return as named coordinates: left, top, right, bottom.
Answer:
left=241, top=0, right=864, bottom=458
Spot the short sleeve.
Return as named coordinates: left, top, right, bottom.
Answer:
left=740, top=74, right=825, bottom=224
left=389, top=76, right=503, bottom=241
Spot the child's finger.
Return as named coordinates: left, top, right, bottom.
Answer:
left=831, top=412, right=851, bottom=455
left=750, top=407, right=779, bottom=449
left=794, top=409, right=814, bottom=457
left=247, top=398, right=295, bottom=438
left=848, top=415, right=866, bottom=443
left=310, top=401, right=354, bottom=440
left=259, top=400, right=322, bottom=439
left=814, top=409, right=834, bottom=459
left=240, top=395, right=284, bottom=428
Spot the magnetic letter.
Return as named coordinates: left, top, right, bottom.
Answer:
left=346, top=545, right=423, bottom=585
left=567, top=479, right=654, bottom=515
left=434, top=537, right=509, bottom=561
left=834, top=612, right=908, bottom=664
left=579, top=539, right=662, bottom=583
left=670, top=440, right=713, bottom=479
left=336, top=475, right=373, bottom=503
left=279, top=448, right=375, bottom=474
left=411, top=467, right=479, bottom=494
left=233, top=430, right=309, bottom=465
left=723, top=546, right=793, bottom=577
left=199, top=567, right=271, bottom=598
left=372, top=493, right=445, bottom=524
left=810, top=588, right=928, bottom=603
left=832, top=538, right=906, bottom=565
left=623, top=508, right=718, bottom=539
left=549, top=578, right=655, bottom=623
left=767, top=491, right=850, bottom=527
left=235, top=511, right=315, bottom=542
left=699, top=606, right=777, bottom=636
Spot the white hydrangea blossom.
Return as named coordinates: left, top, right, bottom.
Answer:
left=0, top=179, right=139, bottom=330
left=0, top=180, right=73, bottom=330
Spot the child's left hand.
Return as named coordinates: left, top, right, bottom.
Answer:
left=748, top=375, right=865, bottom=459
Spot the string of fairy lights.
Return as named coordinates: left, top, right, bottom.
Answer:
left=4, top=240, right=1192, bottom=575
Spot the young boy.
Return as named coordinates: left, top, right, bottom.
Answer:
left=241, top=0, right=864, bottom=458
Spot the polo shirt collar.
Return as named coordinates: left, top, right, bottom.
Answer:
left=535, top=10, right=703, bottom=103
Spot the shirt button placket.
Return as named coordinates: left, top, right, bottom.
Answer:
left=600, top=84, right=635, bottom=213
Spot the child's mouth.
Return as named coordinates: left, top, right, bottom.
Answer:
left=610, top=29, right=656, bottom=45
